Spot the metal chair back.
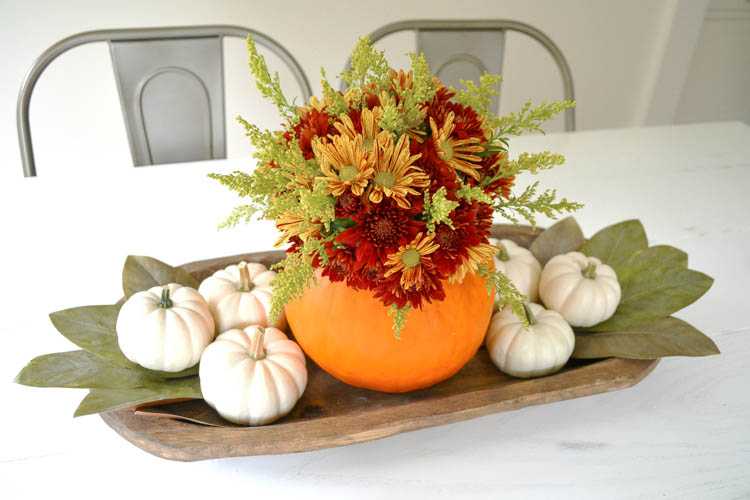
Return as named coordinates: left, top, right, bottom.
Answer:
left=341, top=20, right=575, bottom=131
left=18, top=25, right=312, bottom=177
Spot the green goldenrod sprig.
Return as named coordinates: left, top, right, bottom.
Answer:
left=380, top=53, right=436, bottom=135
left=495, top=182, right=583, bottom=227
left=320, top=68, right=349, bottom=116
left=499, top=151, right=566, bottom=177
left=236, top=117, right=303, bottom=168
left=388, top=304, right=411, bottom=339
left=299, top=180, right=336, bottom=230
left=453, top=74, right=502, bottom=118
left=269, top=251, right=315, bottom=323
left=340, top=36, right=391, bottom=92
left=218, top=204, right=259, bottom=229
left=423, top=187, right=459, bottom=232
left=491, top=100, right=575, bottom=136
left=456, top=181, right=494, bottom=204
left=477, top=264, right=527, bottom=325
left=208, top=170, right=255, bottom=198
left=246, top=37, right=297, bottom=122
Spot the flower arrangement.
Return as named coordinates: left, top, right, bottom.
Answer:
left=211, top=37, right=581, bottom=334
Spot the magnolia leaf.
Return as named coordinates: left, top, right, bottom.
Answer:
left=74, top=377, right=202, bottom=417
left=589, top=266, right=713, bottom=332
left=616, top=245, right=688, bottom=284
left=49, top=303, right=197, bottom=379
left=573, top=317, right=720, bottom=359
left=122, top=255, right=198, bottom=298
left=50, top=304, right=125, bottom=364
left=529, top=216, right=584, bottom=265
left=15, top=350, right=152, bottom=389
left=581, top=219, right=647, bottom=274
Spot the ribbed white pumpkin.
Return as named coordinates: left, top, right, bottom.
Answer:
left=489, top=237, right=542, bottom=302
left=116, top=283, right=215, bottom=372
left=198, top=261, right=283, bottom=333
left=539, top=251, right=621, bottom=327
left=199, top=325, right=307, bottom=425
left=486, top=303, right=574, bottom=378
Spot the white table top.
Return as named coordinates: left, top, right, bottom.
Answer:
left=2, top=121, right=748, bottom=499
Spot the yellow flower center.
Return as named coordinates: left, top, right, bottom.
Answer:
left=339, top=165, right=358, bottom=182
left=363, top=137, right=374, bottom=150
left=440, top=140, right=454, bottom=161
left=374, top=171, right=396, bottom=188
left=401, top=248, right=421, bottom=268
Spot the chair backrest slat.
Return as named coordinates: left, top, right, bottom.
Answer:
left=109, top=36, right=226, bottom=165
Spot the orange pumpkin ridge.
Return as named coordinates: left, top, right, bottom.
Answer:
left=285, top=271, right=494, bottom=393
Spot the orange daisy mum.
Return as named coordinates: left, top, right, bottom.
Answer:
left=275, top=212, right=322, bottom=247
left=448, top=243, right=497, bottom=284
left=334, top=107, right=388, bottom=151
left=313, top=134, right=374, bottom=196
left=369, top=134, right=429, bottom=209
left=389, top=69, right=413, bottom=93
left=430, top=111, right=485, bottom=180
left=384, top=232, right=440, bottom=290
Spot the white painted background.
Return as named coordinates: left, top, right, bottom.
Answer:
left=1, top=0, right=739, bottom=181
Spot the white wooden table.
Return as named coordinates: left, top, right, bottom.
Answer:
left=1, top=122, right=748, bottom=499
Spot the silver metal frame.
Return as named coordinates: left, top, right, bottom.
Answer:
left=17, top=25, right=313, bottom=177
left=341, top=19, right=576, bottom=132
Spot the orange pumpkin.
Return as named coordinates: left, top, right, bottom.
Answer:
left=285, top=271, right=494, bottom=393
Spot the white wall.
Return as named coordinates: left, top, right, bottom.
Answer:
left=675, top=0, right=750, bottom=125
left=0, top=0, right=706, bottom=181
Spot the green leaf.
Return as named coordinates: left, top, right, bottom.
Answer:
left=573, top=317, right=720, bottom=359
left=74, top=377, right=202, bottom=417
left=581, top=219, right=648, bottom=274
left=529, top=216, right=584, bottom=265
left=15, top=350, right=152, bottom=389
left=590, top=266, right=713, bottom=332
left=616, top=245, right=688, bottom=284
left=49, top=303, right=197, bottom=379
left=50, top=305, right=124, bottom=364
left=122, top=255, right=198, bottom=298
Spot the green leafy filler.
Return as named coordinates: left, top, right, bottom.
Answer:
left=15, top=256, right=203, bottom=416
left=529, top=217, right=719, bottom=359
left=212, top=36, right=582, bottom=336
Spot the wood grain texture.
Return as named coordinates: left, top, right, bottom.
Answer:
left=100, top=224, right=660, bottom=461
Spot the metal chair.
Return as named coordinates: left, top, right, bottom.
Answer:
left=341, top=20, right=575, bottom=131
left=17, top=25, right=313, bottom=177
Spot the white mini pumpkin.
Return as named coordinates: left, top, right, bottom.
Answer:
left=486, top=303, right=574, bottom=378
left=489, top=237, right=542, bottom=302
left=198, top=261, right=283, bottom=333
left=200, top=325, right=307, bottom=425
left=539, top=251, right=621, bottom=327
left=116, top=283, right=215, bottom=372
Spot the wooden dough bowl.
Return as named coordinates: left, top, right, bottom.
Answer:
left=101, top=224, right=659, bottom=461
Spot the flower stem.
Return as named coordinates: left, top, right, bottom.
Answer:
left=250, top=327, right=266, bottom=360
left=583, top=262, right=598, bottom=279
left=523, top=302, right=537, bottom=326
left=159, top=287, right=173, bottom=309
left=238, top=262, right=253, bottom=292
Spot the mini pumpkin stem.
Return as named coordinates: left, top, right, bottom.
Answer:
left=522, top=302, right=537, bottom=326
left=583, top=262, right=598, bottom=279
left=159, top=287, right=173, bottom=309
left=496, top=244, right=509, bottom=262
left=250, top=327, right=266, bottom=360
left=238, top=262, right=253, bottom=292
